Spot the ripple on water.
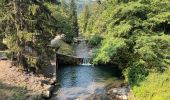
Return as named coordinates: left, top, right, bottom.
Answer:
left=51, top=65, right=121, bottom=100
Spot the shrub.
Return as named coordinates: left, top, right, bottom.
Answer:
left=88, top=35, right=103, bottom=47
left=124, top=61, right=149, bottom=86
left=132, top=67, right=170, bottom=100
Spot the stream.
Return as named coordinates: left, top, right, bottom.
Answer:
left=50, top=39, right=122, bottom=100
left=50, top=65, right=121, bottom=100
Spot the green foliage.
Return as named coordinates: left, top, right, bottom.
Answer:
left=108, top=23, right=132, bottom=37
left=0, top=81, right=27, bottom=100
left=5, top=51, right=12, bottom=59
left=44, top=2, right=73, bottom=43
left=124, top=61, right=149, bottom=86
left=0, top=0, right=75, bottom=72
left=93, top=37, right=127, bottom=64
left=88, top=35, right=103, bottom=47
left=78, top=5, right=90, bottom=34
left=69, top=0, right=79, bottom=38
left=79, top=0, right=170, bottom=88
left=78, top=1, right=105, bottom=37
left=0, top=81, right=41, bottom=100
left=132, top=67, right=170, bottom=100
left=134, top=35, right=170, bottom=70
left=57, top=41, right=74, bottom=55
left=29, top=4, right=39, bottom=15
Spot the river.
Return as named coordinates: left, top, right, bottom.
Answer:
left=50, top=65, right=121, bottom=100
left=50, top=39, right=122, bottom=100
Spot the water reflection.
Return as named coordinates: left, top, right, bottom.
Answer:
left=51, top=65, right=121, bottom=100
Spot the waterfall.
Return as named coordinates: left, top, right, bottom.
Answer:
left=81, top=57, right=91, bottom=66
left=75, top=37, right=92, bottom=66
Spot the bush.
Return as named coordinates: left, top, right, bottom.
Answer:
left=132, top=67, right=170, bottom=100
left=5, top=52, right=12, bottom=59
left=124, top=62, right=149, bottom=86
left=88, top=35, right=103, bottom=47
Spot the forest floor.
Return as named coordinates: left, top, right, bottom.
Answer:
left=0, top=60, right=55, bottom=100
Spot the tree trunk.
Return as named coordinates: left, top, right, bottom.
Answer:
left=13, top=0, right=28, bottom=70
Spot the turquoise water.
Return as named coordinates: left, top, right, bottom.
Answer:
left=50, top=38, right=121, bottom=100
left=51, top=65, right=121, bottom=100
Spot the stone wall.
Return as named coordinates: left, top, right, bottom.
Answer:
left=57, top=53, right=82, bottom=66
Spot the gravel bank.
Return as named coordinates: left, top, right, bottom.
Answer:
left=0, top=60, right=56, bottom=100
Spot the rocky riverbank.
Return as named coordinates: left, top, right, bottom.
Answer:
left=0, top=60, right=56, bottom=100
left=86, top=82, right=134, bottom=100
left=105, top=83, right=131, bottom=100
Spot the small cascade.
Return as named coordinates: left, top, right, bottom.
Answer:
left=75, top=36, right=92, bottom=66
left=81, top=57, right=91, bottom=66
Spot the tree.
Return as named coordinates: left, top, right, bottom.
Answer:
left=45, top=0, right=74, bottom=43
left=69, top=0, right=79, bottom=37
left=83, top=5, right=89, bottom=33
left=0, top=0, right=62, bottom=73
left=97, top=0, right=101, bottom=4
left=45, top=0, right=60, bottom=4
left=61, top=0, right=67, bottom=9
left=78, top=5, right=90, bottom=34
left=80, top=0, right=170, bottom=85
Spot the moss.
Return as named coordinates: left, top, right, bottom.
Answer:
left=57, top=41, right=74, bottom=55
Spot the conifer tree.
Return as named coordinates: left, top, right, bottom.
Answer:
left=69, top=0, right=79, bottom=37
left=0, top=0, right=60, bottom=72
left=83, top=5, right=89, bottom=33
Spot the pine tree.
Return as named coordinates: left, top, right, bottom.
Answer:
left=45, top=0, right=60, bottom=4
left=0, top=0, right=59, bottom=72
left=97, top=0, right=101, bottom=4
left=83, top=5, right=89, bottom=33
left=61, top=0, right=66, bottom=9
left=69, top=0, right=79, bottom=37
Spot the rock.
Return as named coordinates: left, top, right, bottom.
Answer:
left=55, top=82, right=60, bottom=86
left=74, top=97, right=83, bottom=100
left=105, top=83, right=131, bottom=100
left=48, top=85, right=54, bottom=92
left=10, top=61, right=17, bottom=66
left=49, top=78, right=56, bottom=85
left=43, top=91, right=51, bottom=98
left=122, top=95, right=128, bottom=100
left=41, top=80, right=49, bottom=85
left=29, top=72, right=34, bottom=76
left=42, top=84, right=55, bottom=98
left=44, top=85, right=50, bottom=90
left=87, top=94, right=104, bottom=100
left=35, top=81, right=40, bottom=85
left=118, top=95, right=123, bottom=99
left=117, top=88, right=127, bottom=95
left=112, top=88, right=118, bottom=93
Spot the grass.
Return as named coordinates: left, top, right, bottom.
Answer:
left=132, top=67, right=170, bottom=100
left=0, top=82, right=42, bottom=100
left=0, top=82, right=27, bottom=100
